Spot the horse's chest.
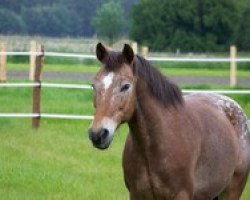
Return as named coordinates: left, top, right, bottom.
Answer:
left=123, top=133, right=191, bottom=197
left=125, top=164, right=171, bottom=197
left=123, top=147, right=175, bottom=197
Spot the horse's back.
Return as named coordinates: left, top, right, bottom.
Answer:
left=184, top=93, right=250, bottom=155
left=184, top=93, right=250, bottom=198
left=184, top=93, right=249, bottom=140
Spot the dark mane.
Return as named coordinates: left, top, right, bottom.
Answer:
left=135, top=55, right=183, bottom=107
left=104, top=52, right=183, bottom=107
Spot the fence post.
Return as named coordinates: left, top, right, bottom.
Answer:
left=0, top=43, right=7, bottom=82
left=29, top=40, right=37, bottom=81
left=230, top=45, right=237, bottom=87
left=142, top=46, right=149, bottom=58
left=32, top=45, right=44, bottom=129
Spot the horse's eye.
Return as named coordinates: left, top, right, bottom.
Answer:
left=120, top=84, right=130, bottom=92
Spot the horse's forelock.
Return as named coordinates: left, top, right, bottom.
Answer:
left=103, top=52, right=127, bottom=71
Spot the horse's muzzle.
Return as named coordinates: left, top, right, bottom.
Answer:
left=88, top=128, right=111, bottom=150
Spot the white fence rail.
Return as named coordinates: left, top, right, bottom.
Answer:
left=0, top=113, right=93, bottom=120
left=1, top=82, right=250, bottom=94
left=1, top=51, right=250, bottom=62
left=0, top=82, right=92, bottom=89
left=182, top=89, right=250, bottom=94
left=0, top=82, right=250, bottom=120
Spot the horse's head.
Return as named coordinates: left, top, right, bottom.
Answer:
left=88, top=43, right=136, bottom=150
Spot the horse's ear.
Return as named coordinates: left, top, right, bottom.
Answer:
left=122, top=44, right=134, bottom=64
left=96, top=43, right=107, bottom=63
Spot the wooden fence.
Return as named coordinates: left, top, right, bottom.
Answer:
left=0, top=44, right=250, bottom=129
left=0, top=47, right=94, bottom=128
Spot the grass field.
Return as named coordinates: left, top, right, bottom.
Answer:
left=0, top=88, right=128, bottom=199
left=1, top=35, right=250, bottom=198
left=0, top=86, right=250, bottom=199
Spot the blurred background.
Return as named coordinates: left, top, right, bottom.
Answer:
left=0, top=0, right=250, bottom=199
left=0, top=0, right=249, bottom=52
left=0, top=0, right=249, bottom=86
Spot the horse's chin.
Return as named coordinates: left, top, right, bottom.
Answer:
left=94, top=145, right=109, bottom=150
left=93, top=138, right=113, bottom=150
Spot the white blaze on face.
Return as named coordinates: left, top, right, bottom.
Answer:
left=101, top=117, right=117, bottom=139
left=102, top=72, right=114, bottom=90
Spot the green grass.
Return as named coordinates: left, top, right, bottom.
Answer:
left=0, top=88, right=128, bottom=199
left=0, top=119, right=129, bottom=199
left=0, top=86, right=250, bottom=199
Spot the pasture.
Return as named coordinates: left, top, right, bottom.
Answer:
left=0, top=87, right=129, bottom=199
left=1, top=51, right=250, bottom=199
left=0, top=86, right=250, bottom=199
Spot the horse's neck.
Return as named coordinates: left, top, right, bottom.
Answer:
left=128, top=80, right=177, bottom=152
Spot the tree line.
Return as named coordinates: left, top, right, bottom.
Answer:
left=131, top=0, right=250, bottom=51
left=0, top=0, right=137, bottom=37
left=0, top=0, right=249, bottom=51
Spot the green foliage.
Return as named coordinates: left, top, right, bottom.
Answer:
left=58, top=0, right=105, bottom=36
left=236, top=6, right=250, bottom=51
left=0, top=0, right=138, bottom=37
left=21, top=5, right=81, bottom=37
left=92, top=1, right=126, bottom=44
left=0, top=8, right=26, bottom=34
left=0, top=0, right=250, bottom=51
left=131, top=0, right=238, bottom=52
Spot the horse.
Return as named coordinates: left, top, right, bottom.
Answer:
left=88, top=43, right=250, bottom=200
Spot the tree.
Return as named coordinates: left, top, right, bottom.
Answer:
left=0, top=0, right=138, bottom=37
left=120, top=0, right=139, bottom=34
left=236, top=6, right=250, bottom=51
left=92, top=1, right=126, bottom=44
left=59, top=0, right=106, bottom=37
left=21, top=5, right=81, bottom=37
left=131, top=0, right=238, bottom=52
left=0, top=8, right=26, bottom=34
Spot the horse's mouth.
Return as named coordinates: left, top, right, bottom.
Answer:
left=92, top=141, right=111, bottom=150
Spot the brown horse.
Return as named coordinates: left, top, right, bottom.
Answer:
left=88, top=43, right=250, bottom=200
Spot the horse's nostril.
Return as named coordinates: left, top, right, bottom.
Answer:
left=92, top=134, right=101, bottom=145
left=88, top=128, right=109, bottom=146
left=100, top=128, right=109, bottom=140
left=88, top=128, right=100, bottom=144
